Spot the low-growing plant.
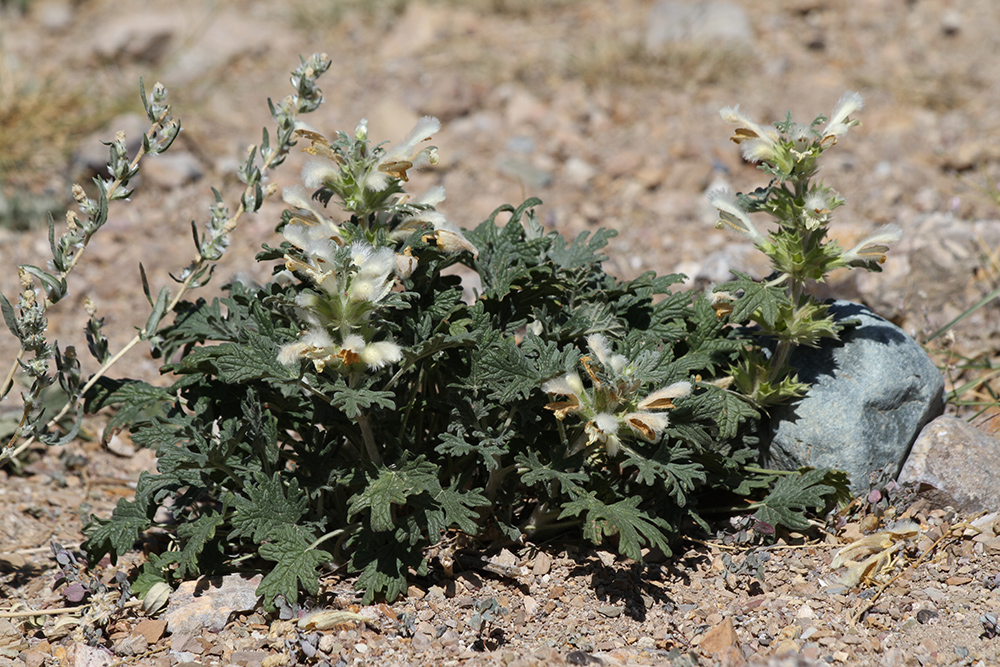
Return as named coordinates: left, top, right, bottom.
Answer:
left=2, top=54, right=899, bottom=608
left=707, top=93, right=903, bottom=407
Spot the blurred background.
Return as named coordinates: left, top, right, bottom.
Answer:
left=2, top=0, right=1000, bottom=408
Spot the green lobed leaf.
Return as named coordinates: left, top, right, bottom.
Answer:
left=558, top=493, right=672, bottom=561
left=717, top=272, right=789, bottom=328
left=229, top=473, right=309, bottom=543
left=621, top=446, right=707, bottom=507
left=82, top=499, right=151, bottom=565
left=347, top=458, right=440, bottom=532
left=175, top=508, right=227, bottom=578
left=752, top=468, right=834, bottom=530
left=257, top=535, right=332, bottom=609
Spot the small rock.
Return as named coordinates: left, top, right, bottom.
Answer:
left=164, top=574, right=263, bottom=635
left=522, top=595, right=539, bottom=619
left=232, top=650, right=268, bottom=667
left=106, top=433, right=136, bottom=458
left=410, top=630, right=433, bottom=652
left=113, top=633, right=148, bottom=657
left=532, top=551, right=552, bottom=575
left=143, top=152, right=204, bottom=189
left=69, top=643, right=115, bottom=667
left=22, top=650, right=46, bottom=667
left=945, top=576, right=972, bottom=586
left=899, top=416, right=1000, bottom=512
left=765, top=301, right=945, bottom=493
left=772, top=638, right=800, bottom=656
left=596, top=606, right=623, bottom=618
left=564, top=157, right=596, bottom=187
left=169, top=632, right=203, bottom=654
left=699, top=617, right=745, bottom=666
left=317, top=634, right=340, bottom=655
left=644, top=0, right=754, bottom=53
left=916, top=609, right=939, bottom=624
left=0, top=619, right=27, bottom=653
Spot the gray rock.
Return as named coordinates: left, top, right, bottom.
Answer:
left=644, top=0, right=754, bottom=53
left=143, top=151, right=204, bottom=189
left=163, top=573, right=262, bottom=635
left=898, top=415, right=1000, bottom=512
left=764, top=301, right=945, bottom=494
left=497, top=156, right=553, bottom=190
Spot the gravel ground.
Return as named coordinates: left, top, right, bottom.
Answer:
left=3, top=1, right=1000, bottom=665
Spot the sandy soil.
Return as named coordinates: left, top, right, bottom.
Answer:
left=3, top=1, right=1000, bottom=665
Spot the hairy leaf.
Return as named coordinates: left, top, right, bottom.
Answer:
left=558, top=493, right=672, bottom=561
left=752, top=468, right=834, bottom=530
left=257, top=536, right=332, bottom=609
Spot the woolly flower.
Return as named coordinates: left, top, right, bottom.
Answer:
left=278, top=328, right=402, bottom=373
left=619, top=381, right=691, bottom=444
left=804, top=191, right=830, bottom=215
left=720, top=104, right=780, bottom=163
left=822, top=91, right=864, bottom=142
left=841, top=224, right=903, bottom=268
left=586, top=334, right=628, bottom=375
left=637, top=381, right=692, bottom=410
left=803, top=190, right=832, bottom=230
left=542, top=372, right=587, bottom=419
left=586, top=412, right=624, bottom=457
left=360, top=340, right=403, bottom=369
left=364, top=116, right=441, bottom=191
left=302, top=160, right=341, bottom=190
left=277, top=328, right=337, bottom=372
left=708, top=188, right=767, bottom=247
left=396, top=188, right=479, bottom=258
left=282, top=185, right=341, bottom=235
left=623, top=411, right=670, bottom=442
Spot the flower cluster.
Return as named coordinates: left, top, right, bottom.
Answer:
left=276, top=117, right=478, bottom=374
left=711, top=91, right=901, bottom=268
left=542, top=335, right=691, bottom=457
left=707, top=92, right=903, bottom=407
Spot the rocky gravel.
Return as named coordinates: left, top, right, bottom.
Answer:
left=3, top=0, right=1000, bottom=665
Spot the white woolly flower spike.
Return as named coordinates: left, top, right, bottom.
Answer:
left=365, top=116, right=442, bottom=191
left=719, top=105, right=780, bottom=163
left=708, top=188, right=768, bottom=247
left=623, top=411, right=670, bottom=442
left=822, top=91, right=864, bottom=142
left=841, top=224, right=903, bottom=267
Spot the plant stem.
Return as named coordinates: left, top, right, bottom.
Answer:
left=1, top=116, right=290, bottom=465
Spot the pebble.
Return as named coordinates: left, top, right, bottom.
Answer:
left=532, top=552, right=552, bottom=575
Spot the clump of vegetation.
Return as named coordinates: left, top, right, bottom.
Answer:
left=3, top=53, right=899, bottom=607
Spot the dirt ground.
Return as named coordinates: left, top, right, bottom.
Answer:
left=3, top=0, right=1000, bottom=665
